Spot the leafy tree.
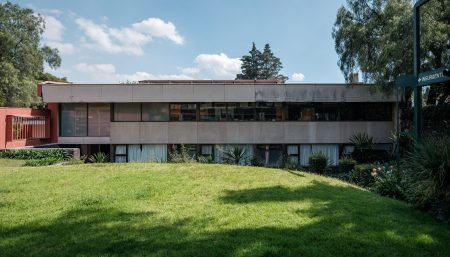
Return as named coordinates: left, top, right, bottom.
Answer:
left=236, top=42, right=288, bottom=80
left=332, top=0, right=450, bottom=98
left=332, top=0, right=414, bottom=94
left=0, top=1, right=61, bottom=107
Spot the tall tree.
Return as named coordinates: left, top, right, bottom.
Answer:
left=332, top=0, right=450, bottom=97
left=332, top=0, right=414, bottom=94
left=0, top=1, right=61, bottom=107
left=260, top=44, right=288, bottom=81
left=236, top=43, right=287, bottom=80
left=236, top=42, right=261, bottom=80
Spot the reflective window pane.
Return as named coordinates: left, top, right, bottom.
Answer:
left=114, top=103, right=141, bottom=121
left=142, top=103, right=169, bottom=121
left=228, top=103, right=255, bottom=121
left=88, top=103, right=110, bottom=136
left=170, top=104, right=197, bottom=121
left=256, top=103, right=282, bottom=121
left=60, top=103, right=87, bottom=136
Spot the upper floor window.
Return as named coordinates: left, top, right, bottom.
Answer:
left=170, top=104, right=197, bottom=121
left=256, top=102, right=282, bottom=121
left=142, top=103, right=169, bottom=121
left=199, top=103, right=227, bottom=121
left=114, top=103, right=140, bottom=121
left=228, top=103, right=256, bottom=121
left=60, top=103, right=87, bottom=136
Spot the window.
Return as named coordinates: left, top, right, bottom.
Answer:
left=170, top=104, right=197, bottom=121
left=115, top=145, right=127, bottom=163
left=340, top=103, right=365, bottom=121
left=199, top=103, right=227, bottom=121
left=287, top=104, right=315, bottom=121
left=256, top=103, right=282, bottom=121
left=287, top=145, right=299, bottom=165
left=60, top=103, right=87, bottom=136
left=200, top=145, right=213, bottom=156
left=227, top=103, right=256, bottom=121
left=256, top=145, right=283, bottom=167
left=142, top=103, right=169, bottom=121
left=300, top=144, right=339, bottom=166
left=114, top=103, right=141, bottom=121
left=365, top=103, right=392, bottom=121
left=88, top=103, right=110, bottom=136
left=315, top=103, right=340, bottom=121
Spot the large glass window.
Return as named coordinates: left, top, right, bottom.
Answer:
left=115, top=145, right=127, bottom=163
left=114, top=103, right=141, bottom=121
left=287, top=145, right=299, bottom=165
left=256, top=103, right=282, bottom=121
left=365, top=103, right=392, bottom=121
left=88, top=103, right=110, bottom=136
left=287, top=103, right=315, bottom=121
left=60, top=103, right=87, bottom=136
left=256, top=145, right=283, bottom=167
left=142, top=103, right=169, bottom=121
left=315, top=103, right=340, bottom=121
left=170, top=104, right=197, bottom=121
left=199, top=103, right=227, bottom=121
left=340, top=103, right=365, bottom=121
left=228, top=103, right=256, bottom=121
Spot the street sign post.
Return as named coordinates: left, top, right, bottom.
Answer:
left=417, top=67, right=450, bottom=86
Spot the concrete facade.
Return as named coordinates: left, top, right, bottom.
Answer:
left=42, top=83, right=396, bottom=103
left=109, top=121, right=393, bottom=145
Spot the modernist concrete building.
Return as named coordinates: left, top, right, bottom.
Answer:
left=40, top=80, right=397, bottom=166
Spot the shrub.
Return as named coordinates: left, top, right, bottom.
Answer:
left=250, top=155, right=264, bottom=167
left=88, top=152, right=109, bottom=163
left=197, top=155, right=214, bottom=164
left=401, top=135, right=450, bottom=222
left=0, top=149, right=69, bottom=161
left=372, top=164, right=404, bottom=200
left=309, top=152, right=328, bottom=173
left=169, top=144, right=195, bottom=163
left=349, top=132, right=375, bottom=162
left=339, top=157, right=357, bottom=173
left=24, top=158, right=60, bottom=166
left=223, top=146, right=248, bottom=165
left=349, top=164, right=376, bottom=187
left=284, top=159, right=299, bottom=170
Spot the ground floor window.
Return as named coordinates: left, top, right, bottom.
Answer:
left=116, top=144, right=167, bottom=162
left=214, top=144, right=253, bottom=165
left=287, top=145, right=300, bottom=165
left=255, top=145, right=283, bottom=167
left=300, top=144, right=339, bottom=166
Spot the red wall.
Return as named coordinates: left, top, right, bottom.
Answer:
left=0, top=107, right=56, bottom=149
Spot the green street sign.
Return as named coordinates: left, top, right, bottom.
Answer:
left=395, top=75, right=416, bottom=88
left=417, top=67, right=450, bottom=87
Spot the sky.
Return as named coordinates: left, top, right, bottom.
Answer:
left=11, top=0, right=348, bottom=83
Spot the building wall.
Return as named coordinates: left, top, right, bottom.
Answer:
left=0, top=107, right=54, bottom=149
left=42, top=83, right=397, bottom=103
left=106, top=121, right=393, bottom=145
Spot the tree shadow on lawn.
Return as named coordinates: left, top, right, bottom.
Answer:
left=1, top=181, right=450, bottom=257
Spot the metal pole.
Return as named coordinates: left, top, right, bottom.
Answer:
left=413, top=1, right=424, bottom=142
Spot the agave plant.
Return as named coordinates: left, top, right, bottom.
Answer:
left=223, top=146, right=248, bottom=165
left=88, top=152, right=109, bottom=163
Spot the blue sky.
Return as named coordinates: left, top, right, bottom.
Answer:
left=12, top=0, right=347, bottom=83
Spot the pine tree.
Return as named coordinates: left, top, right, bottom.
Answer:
left=235, top=43, right=287, bottom=80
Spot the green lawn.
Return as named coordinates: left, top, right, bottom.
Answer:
left=0, top=162, right=449, bottom=257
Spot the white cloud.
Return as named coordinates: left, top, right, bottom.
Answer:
left=180, top=67, right=201, bottom=75
left=182, top=53, right=241, bottom=79
left=74, top=63, right=192, bottom=83
left=75, top=17, right=184, bottom=55
left=75, top=63, right=116, bottom=75
left=291, top=73, right=305, bottom=82
left=42, top=15, right=74, bottom=54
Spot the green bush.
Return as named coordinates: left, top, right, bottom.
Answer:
left=88, top=152, right=109, bottom=163
left=169, top=144, right=195, bottom=163
left=401, top=135, right=450, bottom=222
left=372, top=164, right=404, bottom=200
left=349, top=164, right=376, bottom=187
left=197, top=155, right=214, bottom=164
left=250, top=155, right=265, bottom=167
left=24, top=158, right=60, bottom=166
left=339, top=157, right=357, bottom=173
left=309, top=152, right=328, bottom=173
left=223, top=146, right=248, bottom=165
left=0, top=149, right=69, bottom=161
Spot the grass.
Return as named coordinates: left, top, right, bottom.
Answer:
left=0, top=163, right=449, bottom=257
left=0, top=158, right=25, bottom=167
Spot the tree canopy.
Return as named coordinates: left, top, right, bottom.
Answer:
left=332, top=0, right=450, bottom=98
left=236, top=43, right=288, bottom=81
left=0, top=1, right=61, bottom=107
